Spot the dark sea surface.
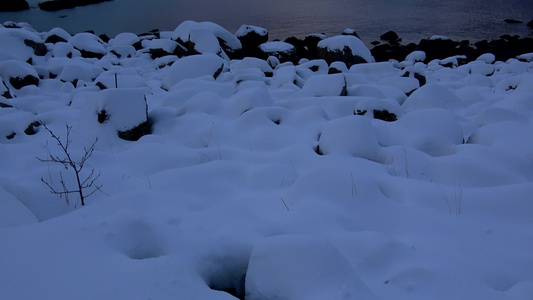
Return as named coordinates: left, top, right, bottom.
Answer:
left=1, top=0, right=532, bottom=44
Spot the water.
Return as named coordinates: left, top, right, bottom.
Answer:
left=1, top=0, right=532, bottom=44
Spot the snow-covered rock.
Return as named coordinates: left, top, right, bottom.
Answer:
left=259, top=41, right=298, bottom=63
left=0, top=60, right=39, bottom=90
left=161, top=53, right=227, bottom=90
left=69, top=32, right=107, bottom=59
left=318, top=115, right=381, bottom=160
left=302, top=73, right=347, bottom=96
left=0, top=27, right=46, bottom=62
left=172, top=21, right=242, bottom=55
left=92, top=88, right=150, bottom=140
left=317, top=35, right=373, bottom=66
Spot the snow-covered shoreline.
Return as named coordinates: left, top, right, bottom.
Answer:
left=1, top=21, right=533, bottom=299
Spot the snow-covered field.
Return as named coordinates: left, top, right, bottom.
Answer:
left=1, top=21, right=533, bottom=300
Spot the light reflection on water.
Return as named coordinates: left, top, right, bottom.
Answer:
left=1, top=0, right=532, bottom=44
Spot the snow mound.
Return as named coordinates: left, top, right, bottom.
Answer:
left=318, top=115, right=381, bottom=161
left=246, top=235, right=377, bottom=300
left=161, top=53, right=227, bottom=90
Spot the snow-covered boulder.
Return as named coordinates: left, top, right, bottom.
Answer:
left=161, top=53, right=227, bottom=90
left=317, top=35, right=373, bottom=66
left=187, top=29, right=229, bottom=59
left=69, top=32, right=107, bottom=59
left=93, top=88, right=150, bottom=141
left=44, top=27, right=71, bottom=44
left=381, top=108, right=464, bottom=156
left=146, top=38, right=185, bottom=59
left=109, top=32, right=141, bottom=50
left=318, top=115, right=381, bottom=161
left=0, top=60, right=39, bottom=90
left=259, top=41, right=298, bottom=63
left=302, top=73, right=347, bottom=97
left=402, top=83, right=464, bottom=111
left=0, top=27, right=47, bottom=62
left=47, top=57, right=103, bottom=82
left=236, top=25, right=268, bottom=57
left=172, top=21, right=242, bottom=56
left=146, top=38, right=186, bottom=59
left=246, top=235, right=377, bottom=300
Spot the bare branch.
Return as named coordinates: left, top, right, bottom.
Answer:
left=37, top=122, right=103, bottom=206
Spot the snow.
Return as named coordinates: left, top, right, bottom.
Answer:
left=1, top=22, right=533, bottom=300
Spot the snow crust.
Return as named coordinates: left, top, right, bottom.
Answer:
left=1, top=22, right=533, bottom=300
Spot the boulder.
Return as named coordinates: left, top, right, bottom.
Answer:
left=172, top=21, right=242, bottom=57
left=0, top=0, right=29, bottom=11
left=235, top=25, right=268, bottom=58
left=94, top=88, right=150, bottom=141
left=44, top=27, right=71, bottom=44
left=380, top=30, right=400, bottom=44
left=303, top=33, right=326, bottom=58
left=0, top=60, right=39, bottom=90
left=0, top=27, right=47, bottom=62
left=417, top=36, right=460, bottom=62
left=259, top=41, right=299, bottom=63
left=69, top=32, right=107, bottom=59
left=146, top=38, right=186, bottom=59
left=161, top=53, right=227, bottom=90
left=317, top=35, right=373, bottom=67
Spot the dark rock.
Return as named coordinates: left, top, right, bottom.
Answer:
left=0, top=101, right=13, bottom=108
left=97, top=109, right=110, bottom=123
left=6, top=132, right=16, bottom=139
left=118, top=120, right=151, bottom=141
left=328, top=67, right=343, bottom=74
left=417, top=38, right=460, bottom=62
left=284, top=36, right=309, bottom=60
left=504, top=19, right=523, bottom=24
left=402, top=71, right=426, bottom=87
left=9, top=75, right=39, bottom=90
left=39, top=0, right=113, bottom=11
left=370, top=41, right=381, bottom=46
left=319, top=45, right=368, bottom=66
left=78, top=49, right=104, bottom=59
left=380, top=31, right=400, bottom=44
left=528, top=20, right=533, bottom=28
left=303, top=34, right=325, bottom=58
left=99, top=34, right=110, bottom=43
left=45, top=34, right=68, bottom=44
left=24, top=121, right=40, bottom=135
left=0, top=0, right=29, bottom=11
left=24, top=39, right=48, bottom=56
left=373, top=109, right=397, bottom=122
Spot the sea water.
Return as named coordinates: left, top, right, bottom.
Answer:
left=1, top=0, right=532, bottom=44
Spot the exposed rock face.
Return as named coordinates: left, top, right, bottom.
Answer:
left=38, top=0, right=113, bottom=11
left=0, top=0, right=29, bottom=11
